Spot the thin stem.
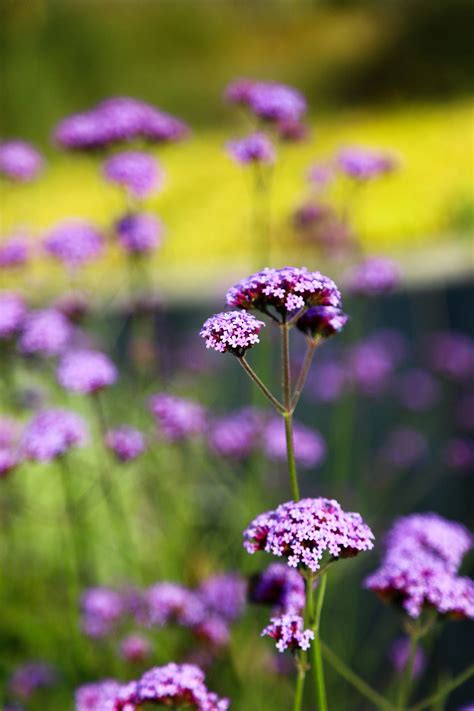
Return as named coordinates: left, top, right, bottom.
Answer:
left=284, top=413, right=300, bottom=501
left=293, top=575, right=312, bottom=711
left=320, top=639, right=396, bottom=711
left=238, top=356, right=285, bottom=414
left=312, top=573, right=328, bottom=711
left=291, top=340, right=318, bottom=411
left=281, top=320, right=301, bottom=501
left=408, top=664, right=474, bottom=711
left=397, top=630, right=419, bottom=709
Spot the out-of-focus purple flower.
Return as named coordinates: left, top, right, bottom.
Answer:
left=263, top=418, right=326, bottom=469
left=9, top=662, right=57, bottom=700
left=262, top=614, right=314, bottom=653
left=395, top=369, right=439, bottom=412
left=57, top=350, right=117, bottom=394
left=227, top=133, right=275, bottom=165
left=348, top=339, right=397, bottom=396
left=132, top=663, right=229, bottom=710
left=381, top=427, right=428, bottom=469
left=0, top=291, right=27, bottom=339
left=276, top=118, right=309, bottom=142
left=0, top=449, right=19, bottom=478
left=200, top=311, right=265, bottom=356
left=0, top=234, right=30, bottom=268
left=244, top=498, right=375, bottom=572
left=207, top=408, right=263, bottom=459
left=0, top=417, right=20, bottom=449
left=445, top=438, right=474, bottom=470
left=309, top=361, right=347, bottom=403
left=103, top=151, right=163, bottom=199
left=120, top=634, right=152, bottom=664
left=225, top=78, right=306, bottom=122
left=296, top=305, right=349, bottom=340
left=193, top=616, right=231, bottom=649
left=456, top=392, right=474, bottom=431
left=75, top=679, right=124, bottom=711
left=224, top=78, right=257, bottom=105
left=307, top=161, right=334, bottom=189
left=43, top=220, right=104, bottom=269
left=105, top=426, right=145, bottom=462
left=345, top=257, right=402, bottom=296
left=429, top=332, right=474, bottom=381
left=22, top=409, right=88, bottom=462
left=292, top=202, right=332, bottom=231
left=227, top=267, right=341, bottom=316
left=149, top=393, right=207, bottom=442
left=198, top=573, right=247, bottom=623
left=19, top=308, right=72, bottom=357
left=250, top=563, right=305, bottom=614
left=81, top=587, right=124, bottom=639
left=337, top=146, right=397, bottom=181
left=146, top=583, right=203, bottom=627
left=54, top=291, right=90, bottom=323
left=0, top=140, right=44, bottom=182
left=390, top=637, right=426, bottom=678
left=115, top=212, right=163, bottom=254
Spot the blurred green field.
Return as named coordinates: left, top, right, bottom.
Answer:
left=2, top=100, right=473, bottom=300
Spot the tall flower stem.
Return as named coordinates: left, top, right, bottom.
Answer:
left=291, top=339, right=318, bottom=411
left=293, top=575, right=313, bottom=711
left=311, top=573, right=328, bottom=711
left=281, top=319, right=300, bottom=501
left=238, top=356, right=285, bottom=414
left=397, top=615, right=435, bottom=710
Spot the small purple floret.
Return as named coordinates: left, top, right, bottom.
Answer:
left=200, top=311, right=265, bottom=356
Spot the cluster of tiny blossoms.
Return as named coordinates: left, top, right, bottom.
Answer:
left=43, top=219, right=104, bottom=269
left=244, top=498, right=375, bottom=573
left=115, top=213, right=163, bottom=254
left=250, top=563, right=306, bottom=615
left=225, top=79, right=307, bottom=124
left=103, top=151, right=163, bottom=199
left=0, top=140, right=44, bottom=181
left=262, top=614, right=314, bottom=653
left=365, top=513, right=474, bottom=619
left=0, top=233, right=30, bottom=268
left=0, top=292, right=27, bottom=340
left=105, top=427, right=146, bottom=462
left=227, top=133, right=275, bottom=165
left=18, top=308, right=72, bottom=357
left=345, top=257, right=402, bottom=296
left=22, top=409, right=88, bottom=462
left=57, top=350, right=118, bottom=394
left=150, top=393, right=207, bottom=441
left=200, top=311, right=265, bottom=356
left=337, top=146, right=396, bottom=181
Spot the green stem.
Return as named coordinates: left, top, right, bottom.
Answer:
left=281, top=320, right=301, bottom=501
left=239, top=356, right=285, bottom=414
left=291, top=339, right=317, bottom=411
left=397, top=630, right=419, bottom=709
left=283, top=413, right=300, bottom=501
left=408, top=664, right=474, bottom=711
left=312, top=573, right=328, bottom=711
left=293, top=575, right=312, bottom=711
left=320, top=639, right=396, bottom=711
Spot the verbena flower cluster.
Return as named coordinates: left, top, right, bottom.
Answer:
left=0, top=233, right=30, bottom=268
left=105, top=426, right=146, bottom=462
left=365, top=513, right=474, bottom=618
left=57, top=350, right=118, bottom=394
left=9, top=662, right=57, bottom=700
left=200, top=311, right=265, bottom=356
left=207, top=408, right=263, bottom=459
left=0, top=140, right=44, bottom=181
left=0, top=292, right=27, bottom=339
left=227, top=133, right=275, bottom=165
left=225, top=79, right=307, bottom=123
left=337, top=146, right=396, bottom=181
left=81, top=587, right=125, bottom=638
left=103, top=151, right=163, bottom=199
left=345, top=257, right=401, bottom=296
left=19, top=308, right=72, bottom=357
left=55, top=96, right=189, bottom=151
left=250, top=563, right=305, bottom=615
left=150, top=393, right=207, bottom=441
left=262, top=614, right=314, bottom=653
left=22, top=409, right=88, bottom=462
left=43, top=219, right=104, bottom=268
left=115, top=213, right=163, bottom=254
left=226, top=266, right=341, bottom=316
left=296, top=305, right=349, bottom=340
left=244, top=498, right=375, bottom=572
left=429, top=331, right=474, bottom=381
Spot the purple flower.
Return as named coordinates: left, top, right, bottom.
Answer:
left=456, top=391, right=474, bottom=431
left=226, top=266, right=341, bottom=317
left=250, top=563, right=305, bottom=614
left=227, top=133, right=275, bottom=165
left=244, top=498, right=375, bottom=572
left=142, top=108, right=189, bottom=143
left=390, top=637, right=426, bottom=678
left=131, top=663, right=229, bottom=710
left=345, top=257, right=402, bottom=296
left=444, top=438, right=474, bottom=470
left=19, top=308, right=72, bottom=356
left=296, top=305, right=349, bottom=340
left=0, top=448, right=19, bottom=478
left=263, top=419, right=326, bottom=469
left=81, top=587, right=124, bottom=639
left=0, top=417, right=20, bottom=449
left=207, top=408, right=263, bottom=459
left=292, top=202, right=332, bottom=230
left=115, top=212, right=163, bottom=254
left=309, top=361, right=347, bottom=403
left=0, top=291, right=27, bottom=339
left=224, top=78, right=257, bottom=105
left=54, top=291, right=90, bottom=323
left=75, top=679, right=124, bottom=711
left=0, top=233, right=30, bottom=268
left=276, top=118, right=309, bottom=143
left=22, top=409, right=88, bottom=462
left=337, top=146, right=396, bottom=180
left=198, top=573, right=247, bottom=623
left=348, top=339, right=397, bottom=396
left=43, top=220, right=103, bottom=269
left=146, top=583, right=203, bottom=627
left=200, top=311, right=265, bottom=356
left=0, top=140, right=43, bottom=181
left=394, top=369, right=439, bottom=411
left=381, top=427, right=428, bottom=469
left=9, top=662, right=56, bottom=700
left=120, top=634, right=152, bottom=664
left=103, top=151, right=163, bottom=199
left=262, top=614, right=314, bottom=653
left=106, top=426, right=145, bottom=462
left=57, top=350, right=117, bottom=394
left=429, top=332, right=474, bottom=381
left=149, top=393, right=207, bottom=442
left=225, top=78, right=306, bottom=122
left=193, top=617, right=231, bottom=649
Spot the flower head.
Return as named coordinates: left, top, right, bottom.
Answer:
left=345, top=257, right=401, bottom=296
left=244, top=498, right=374, bottom=572
left=0, top=233, right=30, bottom=268
left=132, top=663, right=229, bottom=710
left=262, top=614, right=314, bottom=653
left=0, top=449, right=19, bottom=478
left=0, top=140, right=44, bottom=181
left=296, top=305, right=349, bottom=340
left=9, top=662, right=57, bottom=700
left=250, top=563, right=305, bottom=614
left=207, top=408, right=263, bottom=459
left=263, top=419, right=326, bottom=469
left=19, top=309, right=72, bottom=356
left=198, top=573, right=247, bottom=623
left=146, top=583, right=203, bottom=627
left=337, top=146, right=396, bottom=180
left=429, top=332, right=474, bottom=381
left=226, top=266, right=341, bottom=317
left=394, top=369, right=439, bottom=412
left=225, top=79, right=306, bottom=123
left=120, top=634, right=152, bottom=664
left=0, top=291, right=27, bottom=339
left=227, top=133, right=275, bottom=165
left=75, top=679, right=124, bottom=711
left=105, top=426, right=145, bottom=462
left=22, top=409, right=88, bottom=462
left=200, top=311, right=265, bottom=356
left=81, top=587, right=124, bottom=638
left=116, top=212, right=163, bottom=254
left=103, top=151, right=163, bottom=199
left=43, top=220, right=103, bottom=269
left=150, top=394, right=207, bottom=442
left=57, top=350, right=118, bottom=394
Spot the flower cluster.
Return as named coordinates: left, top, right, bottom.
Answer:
left=0, top=233, right=30, bottom=268
left=120, top=634, right=152, bottom=665
left=261, top=614, right=314, bottom=653
left=429, top=331, right=474, bottom=381
left=296, top=305, right=349, bottom=340
left=337, top=146, right=396, bottom=181
left=57, top=350, right=118, bottom=394
left=0, top=291, right=27, bottom=340
left=227, top=133, right=275, bottom=165
left=200, top=311, right=265, bottom=356
left=244, top=498, right=375, bottom=573
left=365, top=513, right=474, bottom=619
left=207, top=408, right=263, bottom=459
left=103, top=151, right=163, bottom=199
left=43, top=220, right=104, bottom=268
left=81, top=587, right=125, bottom=638
left=0, top=140, right=44, bottom=181
left=345, top=257, right=401, bottom=296
left=105, top=427, right=146, bottom=462
left=19, top=308, right=72, bottom=357
left=225, top=79, right=307, bottom=123
left=115, top=213, right=163, bottom=254
left=226, top=266, right=341, bottom=316
left=150, top=393, right=207, bottom=441
left=22, top=409, right=88, bottom=462
left=55, top=96, right=188, bottom=151
left=250, top=563, right=305, bottom=615
left=9, top=662, right=57, bottom=700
